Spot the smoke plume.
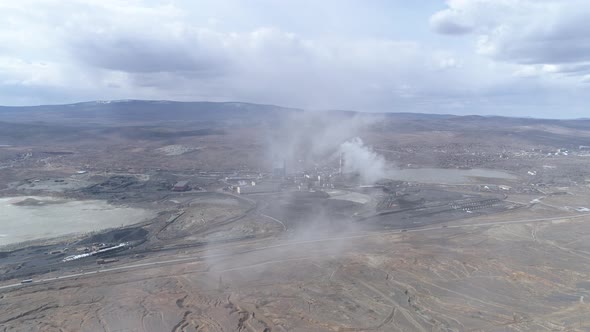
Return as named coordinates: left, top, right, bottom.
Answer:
left=338, top=137, right=386, bottom=184
left=267, top=111, right=383, bottom=174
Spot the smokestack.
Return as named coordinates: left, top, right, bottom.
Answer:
left=339, top=152, right=343, bottom=175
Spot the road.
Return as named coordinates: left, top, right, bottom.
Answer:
left=260, top=213, right=288, bottom=231
left=1, top=212, right=589, bottom=292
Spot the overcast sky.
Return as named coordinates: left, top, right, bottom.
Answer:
left=1, top=0, right=589, bottom=118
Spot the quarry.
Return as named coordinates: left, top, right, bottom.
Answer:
left=1, top=101, right=590, bottom=331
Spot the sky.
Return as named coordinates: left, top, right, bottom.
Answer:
left=1, top=0, right=589, bottom=118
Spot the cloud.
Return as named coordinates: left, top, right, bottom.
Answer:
left=0, top=0, right=436, bottom=109
left=68, top=34, right=225, bottom=74
left=512, top=65, right=540, bottom=78
left=429, top=10, right=473, bottom=35
left=0, top=0, right=588, bottom=117
left=431, top=0, right=590, bottom=77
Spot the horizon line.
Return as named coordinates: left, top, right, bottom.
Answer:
left=0, top=99, right=588, bottom=121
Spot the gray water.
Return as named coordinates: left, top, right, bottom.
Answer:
left=0, top=196, right=155, bottom=246
left=386, top=168, right=516, bottom=184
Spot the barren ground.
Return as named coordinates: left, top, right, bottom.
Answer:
left=1, top=102, right=590, bottom=331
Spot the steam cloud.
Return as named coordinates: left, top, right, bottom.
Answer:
left=338, top=137, right=387, bottom=184
left=267, top=111, right=387, bottom=178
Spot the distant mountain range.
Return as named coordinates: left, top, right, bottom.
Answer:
left=1, top=100, right=589, bottom=149
left=0, top=100, right=588, bottom=125
left=0, top=100, right=303, bottom=124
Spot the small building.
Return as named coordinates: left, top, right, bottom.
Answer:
left=172, top=181, right=190, bottom=192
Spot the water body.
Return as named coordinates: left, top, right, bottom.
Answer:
left=0, top=196, right=155, bottom=247
left=386, top=168, right=516, bottom=184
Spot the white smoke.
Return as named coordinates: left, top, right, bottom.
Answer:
left=267, top=111, right=376, bottom=172
left=339, top=137, right=386, bottom=184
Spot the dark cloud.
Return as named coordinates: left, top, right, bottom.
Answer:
left=551, top=63, right=590, bottom=76
left=429, top=11, right=473, bottom=35
left=480, top=13, right=590, bottom=66
left=432, top=1, right=590, bottom=71
left=68, top=35, right=227, bottom=74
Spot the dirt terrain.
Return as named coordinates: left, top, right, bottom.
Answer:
left=1, top=101, right=590, bottom=331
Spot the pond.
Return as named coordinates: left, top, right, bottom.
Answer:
left=386, top=168, right=516, bottom=184
left=0, top=196, right=155, bottom=247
